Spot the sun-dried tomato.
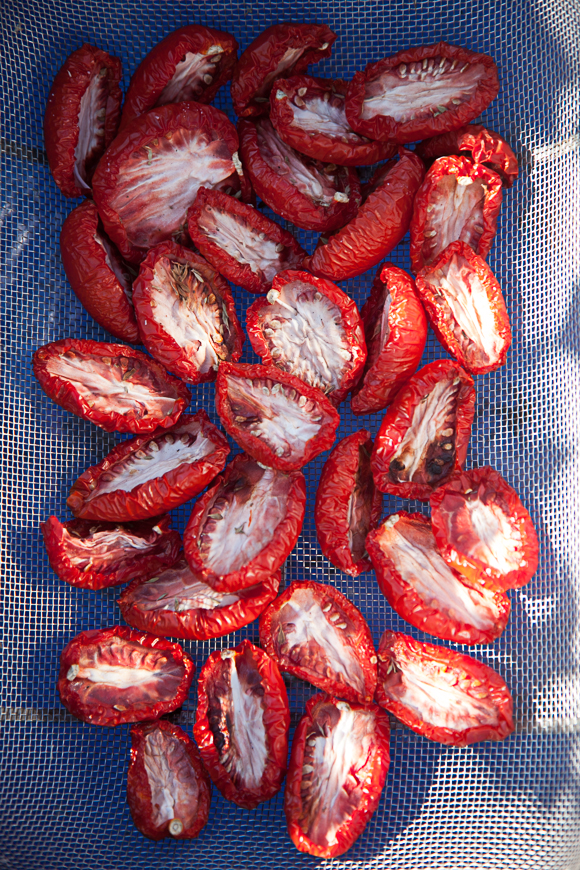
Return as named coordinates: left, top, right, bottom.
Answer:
left=415, top=124, right=519, bottom=188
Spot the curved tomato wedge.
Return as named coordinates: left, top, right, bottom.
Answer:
left=44, top=44, right=122, bottom=197
left=345, top=43, right=499, bottom=145
left=305, top=149, right=424, bottom=281
left=215, top=362, right=339, bottom=472
left=351, top=263, right=427, bottom=415
left=430, top=466, right=539, bottom=591
left=259, top=580, right=377, bottom=704
left=285, top=694, right=390, bottom=858
left=409, top=155, right=502, bottom=274
left=314, top=430, right=382, bottom=576
left=366, top=512, right=510, bottom=644
left=127, top=719, right=211, bottom=840
left=194, top=640, right=290, bottom=809
left=246, top=270, right=366, bottom=405
left=376, top=631, right=514, bottom=746
left=41, top=514, right=180, bottom=590
left=67, top=411, right=229, bottom=522
left=132, top=241, right=244, bottom=384
left=183, top=452, right=305, bottom=592
left=57, top=626, right=194, bottom=726
left=416, top=124, right=519, bottom=188
left=231, top=23, right=336, bottom=118
left=32, top=338, right=190, bottom=434
left=371, top=359, right=475, bottom=501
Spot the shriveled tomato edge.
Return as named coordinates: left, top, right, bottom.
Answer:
left=415, top=124, right=519, bottom=188
left=57, top=625, right=195, bottom=726
left=193, top=639, right=290, bottom=809
left=375, top=630, right=514, bottom=745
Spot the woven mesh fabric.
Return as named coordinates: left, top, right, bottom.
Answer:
left=2, top=0, right=580, bottom=867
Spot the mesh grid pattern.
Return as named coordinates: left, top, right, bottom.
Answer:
left=2, top=0, right=580, bottom=867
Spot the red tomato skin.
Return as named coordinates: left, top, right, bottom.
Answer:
left=44, top=44, right=123, bottom=197
left=430, top=466, right=539, bottom=590
left=67, top=411, right=230, bottom=522
left=231, top=23, right=336, bottom=118
left=409, top=155, right=503, bottom=274
left=194, top=640, right=290, bottom=809
left=345, top=42, right=499, bottom=144
left=131, top=241, right=244, bottom=384
left=57, top=625, right=195, bottom=726
left=351, top=263, right=427, bottom=415
left=59, top=200, right=139, bottom=344
left=238, top=119, right=361, bottom=232
left=284, top=694, right=390, bottom=858
left=314, top=430, right=382, bottom=575
left=127, top=720, right=211, bottom=840
left=375, top=630, right=514, bottom=746
left=415, top=124, right=519, bottom=188
left=305, top=149, right=425, bottom=281
left=416, top=241, right=512, bottom=375
left=246, top=269, right=367, bottom=406
left=371, top=359, right=475, bottom=501
left=183, top=453, right=305, bottom=592
left=120, top=25, right=238, bottom=129
left=40, top=514, right=181, bottom=590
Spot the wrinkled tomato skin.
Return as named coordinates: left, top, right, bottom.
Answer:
left=430, top=466, right=539, bottom=591
left=284, top=694, right=390, bottom=858
left=57, top=625, right=195, bottom=726
left=231, top=23, right=336, bottom=118
left=305, top=149, right=425, bottom=281
left=120, top=25, right=238, bottom=129
left=40, top=514, right=181, bottom=590
left=375, top=631, right=514, bottom=746
left=60, top=200, right=139, bottom=344
left=67, top=411, right=230, bottom=522
left=314, top=430, right=382, bottom=576
left=345, top=42, right=499, bottom=145
left=416, top=124, right=519, bottom=188
left=194, top=640, right=290, bottom=809
left=371, top=359, right=475, bottom=501
left=127, top=720, right=211, bottom=840
left=351, top=263, right=427, bottom=416
left=44, top=44, right=123, bottom=197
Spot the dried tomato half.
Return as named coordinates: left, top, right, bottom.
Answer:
left=305, top=149, right=425, bottom=281
left=351, top=263, right=427, bottom=416
left=416, top=124, right=519, bottom=188
left=67, top=411, right=229, bottom=522
left=409, top=155, right=503, bottom=274
left=127, top=720, right=211, bottom=840
left=366, top=512, right=510, bottom=645
left=44, top=44, right=122, bottom=197
left=270, top=75, right=396, bottom=166
left=376, top=631, right=514, bottom=746
left=416, top=241, right=511, bottom=375
left=132, top=241, right=244, bottom=384
left=345, top=43, right=499, bottom=145
left=92, top=102, right=239, bottom=263
left=259, top=580, right=377, bottom=704
left=183, top=452, right=305, bottom=592
left=314, top=430, right=382, bottom=576
left=187, top=188, right=305, bottom=294
left=231, top=23, right=336, bottom=118
left=285, top=694, right=390, bottom=858
left=57, top=626, right=194, bottom=726
left=194, top=640, right=290, bottom=809
left=246, top=270, right=366, bottom=405
left=41, top=514, right=180, bottom=591
left=60, top=200, right=139, bottom=344
left=32, top=338, right=190, bottom=434
left=121, top=25, right=238, bottom=129
left=118, top=559, right=280, bottom=640
left=371, top=359, right=475, bottom=501
left=215, top=362, right=339, bottom=472
left=430, top=466, right=539, bottom=591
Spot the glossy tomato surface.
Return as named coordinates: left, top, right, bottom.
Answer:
left=416, top=123, right=519, bottom=188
